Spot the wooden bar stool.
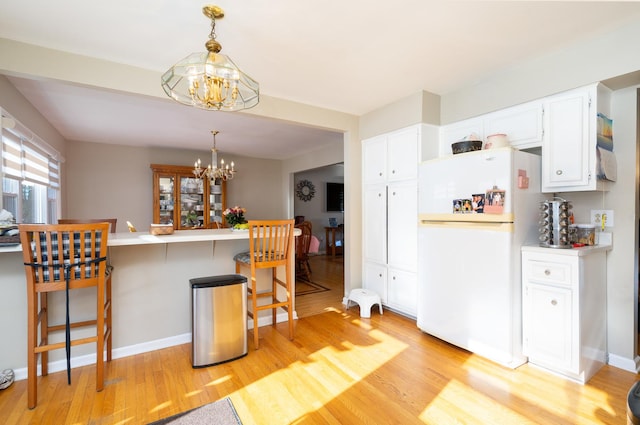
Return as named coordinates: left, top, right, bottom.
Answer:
left=234, top=219, right=295, bottom=349
left=19, top=223, right=112, bottom=409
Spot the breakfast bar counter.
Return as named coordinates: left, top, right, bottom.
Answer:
left=0, top=228, right=298, bottom=380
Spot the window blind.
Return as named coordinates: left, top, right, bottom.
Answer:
left=1, top=128, right=60, bottom=188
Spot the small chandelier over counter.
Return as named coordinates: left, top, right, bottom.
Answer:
left=161, top=5, right=259, bottom=111
left=194, top=130, right=236, bottom=181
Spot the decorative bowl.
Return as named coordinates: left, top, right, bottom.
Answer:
left=452, top=140, right=483, bottom=154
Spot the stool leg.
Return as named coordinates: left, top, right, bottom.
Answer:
left=96, top=281, right=105, bottom=392
left=271, top=267, right=277, bottom=328
left=27, top=284, right=37, bottom=409
left=41, top=292, right=48, bottom=377
left=106, top=276, right=112, bottom=362
left=285, top=261, right=294, bottom=340
left=251, top=265, right=260, bottom=350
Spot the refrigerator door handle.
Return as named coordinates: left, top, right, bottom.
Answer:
left=419, top=220, right=514, bottom=233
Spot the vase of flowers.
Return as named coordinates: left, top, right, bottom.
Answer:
left=223, top=206, right=247, bottom=228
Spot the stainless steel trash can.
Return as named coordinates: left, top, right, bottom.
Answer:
left=190, top=274, right=248, bottom=368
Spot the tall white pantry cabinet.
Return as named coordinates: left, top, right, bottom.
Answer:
left=362, top=124, right=437, bottom=316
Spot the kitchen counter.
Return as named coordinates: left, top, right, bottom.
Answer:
left=1, top=228, right=299, bottom=252
left=0, top=227, right=299, bottom=380
left=521, top=242, right=612, bottom=257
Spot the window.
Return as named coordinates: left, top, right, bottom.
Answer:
left=1, top=114, right=61, bottom=224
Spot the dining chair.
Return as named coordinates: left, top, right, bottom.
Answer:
left=234, top=219, right=295, bottom=349
left=295, top=220, right=313, bottom=281
left=19, top=223, right=112, bottom=409
left=58, top=218, right=117, bottom=234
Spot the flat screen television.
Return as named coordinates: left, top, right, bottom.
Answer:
left=326, top=182, right=344, bottom=212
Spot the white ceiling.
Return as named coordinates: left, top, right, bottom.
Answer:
left=1, top=1, right=640, bottom=159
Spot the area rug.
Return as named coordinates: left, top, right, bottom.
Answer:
left=148, top=397, right=242, bottom=425
left=295, top=278, right=330, bottom=296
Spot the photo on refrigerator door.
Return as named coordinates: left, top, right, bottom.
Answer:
left=472, top=194, right=485, bottom=213
left=484, top=188, right=505, bottom=214
left=452, top=199, right=472, bottom=213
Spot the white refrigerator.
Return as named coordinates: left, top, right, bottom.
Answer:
left=417, top=147, right=542, bottom=368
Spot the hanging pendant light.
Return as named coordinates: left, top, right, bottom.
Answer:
left=161, top=5, right=259, bottom=111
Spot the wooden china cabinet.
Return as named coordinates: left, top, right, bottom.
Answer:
left=151, top=164, right=227, bottom=230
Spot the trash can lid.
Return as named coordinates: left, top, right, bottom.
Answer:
left=190, top=274, right=247, bottom=288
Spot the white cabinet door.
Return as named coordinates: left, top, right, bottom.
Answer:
left=387, top=268, right=417, bottom=316
left=524, top=282, right=573, bottom=372
left=485, top=100, right=543, bottom=149
left=364, top=261, right=388, bottom=304
left=387, top=181, right=417, bottom=272
left=387, top=127, right=419, bottom=182
left=542, top=88, right=591, bottom=191
left=363, top=136, right=387, bottom=184
left=363, top=184, right=386, bottom=264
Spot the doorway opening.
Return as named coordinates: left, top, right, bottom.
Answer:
left=293, top=164, right=345, bottom=317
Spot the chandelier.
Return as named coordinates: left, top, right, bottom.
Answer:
left=161, top=5, right=259, bottom=111
left=193, top=130, right=236, bottom=181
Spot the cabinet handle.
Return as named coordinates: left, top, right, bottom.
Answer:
left=378, top=193, right=382, bottom=197
left=379, top=172, right=383, bottom=176
left=551, top=299, right=558, bottom=306
left=544, top=269, right=551, bottom=276
left=379, top=273, right=383, bottom=278
left=392, top=192, right=396, bottom=196
left=391, top=170, right=396, bottom=174
left=392, top=276, right=396, bottom=280
left=556, top=170, right=563, bottom=175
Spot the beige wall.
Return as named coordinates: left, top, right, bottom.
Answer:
left=63, top=141, right=286, bottom=228
left=440, top=18, right=640, bottom=124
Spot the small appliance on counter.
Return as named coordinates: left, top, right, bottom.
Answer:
left=538, top=197, right=572, bottom=248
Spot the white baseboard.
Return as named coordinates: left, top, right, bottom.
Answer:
left=608, top=352, right=639, bottom=373
left=13, top=313, right=297, bottom=382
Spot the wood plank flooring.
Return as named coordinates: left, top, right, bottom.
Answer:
left=295, top=254, right=345, bottom=318
left=1, top=255, right=638, bottom=424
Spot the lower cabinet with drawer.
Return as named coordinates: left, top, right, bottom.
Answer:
left=521, top=245, right=609, bottom=383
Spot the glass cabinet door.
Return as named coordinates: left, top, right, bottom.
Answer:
left=157, top=175, right=175, bottom=225
left=179, top=176, right=205, bottom=229
left=209, top=178, right=223, bottom=227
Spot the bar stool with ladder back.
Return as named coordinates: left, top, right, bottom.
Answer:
left=19, top=222, right=112, bottom=409
left=59, top=218, right=116, bottom=363
left=234, top=219, right=295, bottom=349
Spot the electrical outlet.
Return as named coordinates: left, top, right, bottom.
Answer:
left=590, top=209, right=614, bottom=228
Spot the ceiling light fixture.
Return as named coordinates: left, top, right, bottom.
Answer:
left=161, top=5, right=259, bottom=111
left=193, top=130, right=236, bottom=181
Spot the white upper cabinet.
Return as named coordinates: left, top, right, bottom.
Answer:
left=363, top=135, right=387, bottom=184
left=484, top=100, right=543, bottom=150
left=541, top=83, right=611, bottom=193
left=439, top=100, right=543, bottom=156
left=387, top=127, right=420, bottom=182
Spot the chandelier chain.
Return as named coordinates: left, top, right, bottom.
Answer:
left=209, top=15, right=217, bottom=41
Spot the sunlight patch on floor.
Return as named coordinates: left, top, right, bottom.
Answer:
left=420, top=379, right=534, bottom=424
left=228, top=327, right=408, bottom=423
left=149, top=400, right=172, bottom=413
left=206, top=375, right=232, bottom=387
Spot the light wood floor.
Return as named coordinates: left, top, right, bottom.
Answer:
left=2, top=256, right=638, bottom=424
left=295, top=254, right=346, bottom=318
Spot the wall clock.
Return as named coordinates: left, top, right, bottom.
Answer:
left=296, top=179, right=315, bottom=202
